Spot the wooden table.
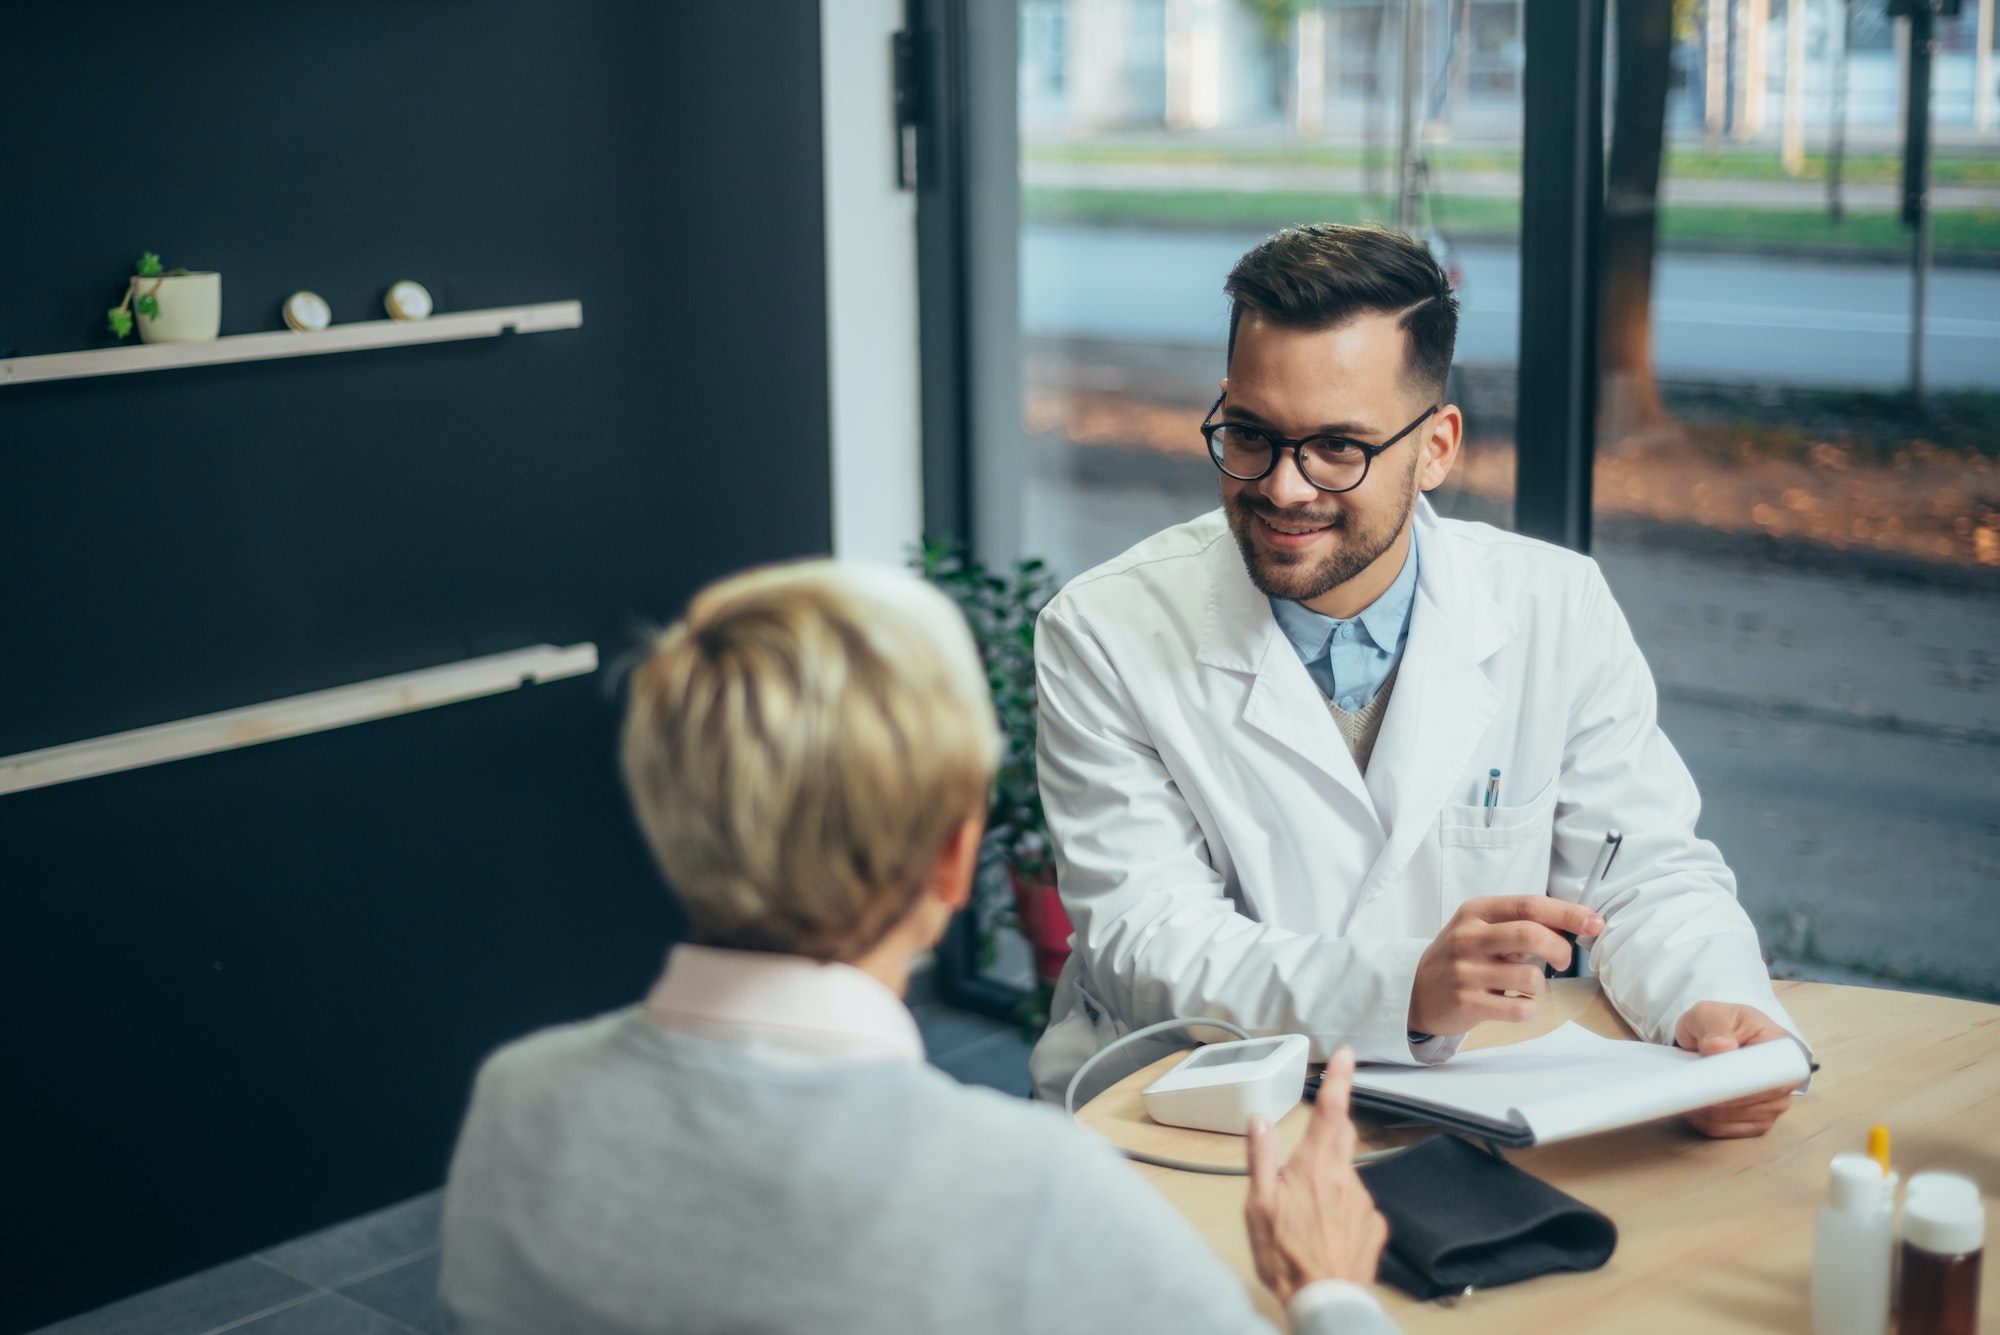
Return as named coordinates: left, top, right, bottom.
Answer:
left=1076, top=980, right=2000, bottom=1333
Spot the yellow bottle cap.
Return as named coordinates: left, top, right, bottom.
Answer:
left=1867, top=1124, right=1891, bottom=1173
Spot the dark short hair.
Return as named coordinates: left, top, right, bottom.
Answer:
left=1223, top=223, right=1458, bottom=396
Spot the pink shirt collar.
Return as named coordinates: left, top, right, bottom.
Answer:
left=642, top=944, right=925, bottom=1068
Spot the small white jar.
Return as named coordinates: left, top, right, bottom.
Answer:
left=1812, top=1153, right=1894, bottom=1335
left=135, top=271, right=222, bottom=343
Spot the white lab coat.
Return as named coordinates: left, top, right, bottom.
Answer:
left=1029, top=502, right=1802, bottom=1103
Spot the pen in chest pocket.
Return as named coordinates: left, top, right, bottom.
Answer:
left=1483, top=768, right=1500, bottom=826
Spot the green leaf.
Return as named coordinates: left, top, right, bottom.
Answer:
left=106, top=307, right=133, bottom=337
left=135, top=252, right=163, bottom=278
left=915, top=531, right=1057, bottom=854
left=1234, top=0, right=1314, bottom=45
left=134, top=293, right=159, bottom=319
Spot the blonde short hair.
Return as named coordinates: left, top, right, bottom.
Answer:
left=621, top=561, right=1001, bottom=962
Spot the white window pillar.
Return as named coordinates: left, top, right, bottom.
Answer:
left=1071, top=0, right=1135, bottom=129
left=1783, top=0, right=1808, bottom=172
left=1735, top=0, right=1771, bottom=138
left=1295, top=8, right=1328, bottom=137
left=1707, top=0, right=1730, bottom=137
left=820, top=0, right=922, bottom=565
left=1166, top=0, right=1223, bottom=130
left=1977, top=0, right=1995, bottom=132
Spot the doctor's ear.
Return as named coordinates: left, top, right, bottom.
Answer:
left=1416, top=403, right=1464, bottom=492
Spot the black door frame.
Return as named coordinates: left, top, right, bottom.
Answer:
left=1515, top=0, right=1607, bottom=550
left=908, top=0, right=975, bottom=551
left=907, top=0, right=1027, bottom=1020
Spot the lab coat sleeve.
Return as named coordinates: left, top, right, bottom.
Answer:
left=1556, top=563, right=1808, bottom=1056
left=1036, top=605, right=1435, bottom=1068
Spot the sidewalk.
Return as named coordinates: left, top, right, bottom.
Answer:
left=1024, top=159, right=2000, bottom=212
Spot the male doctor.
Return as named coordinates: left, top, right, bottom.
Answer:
left=1029, top=224, right=1804, bottom=1138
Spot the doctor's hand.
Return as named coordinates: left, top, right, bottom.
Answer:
left=1244, top=1049, right=1388, bottom=1306
left=1676, top=1003, right=1801, bottom=1139
left=1407, top=896, right=1606, bottom=1037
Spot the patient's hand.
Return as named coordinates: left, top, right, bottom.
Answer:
left=1244, top=1049, right=1388, bottom=1305
left=1676, top=1002, right=1801, bottom=1139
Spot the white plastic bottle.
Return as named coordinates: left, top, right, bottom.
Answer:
left=1812, top=1153, right=1894, bottom=1335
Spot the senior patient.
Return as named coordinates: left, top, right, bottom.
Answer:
left=438, top=562, right=1401, bottom=1335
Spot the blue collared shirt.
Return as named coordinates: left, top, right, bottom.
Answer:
left=1268, top=535, right=1419, bottom=712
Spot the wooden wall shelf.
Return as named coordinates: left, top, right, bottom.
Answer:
left=0, top=300, right=583, bottom=387
left=0, top=642, right=599, bottom=797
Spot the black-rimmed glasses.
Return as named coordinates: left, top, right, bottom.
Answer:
left=1200, top=393, right=1437, bottom=494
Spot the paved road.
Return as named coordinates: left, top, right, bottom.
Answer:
left=1020, top=446, right=2000, bottom=999
left=1592, top=546, right=2000, bottom=996
left=1023, top=225, right=2000, bottom=389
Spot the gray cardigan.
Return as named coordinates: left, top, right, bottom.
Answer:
left=440, top=1009, right=1398, bottom=1335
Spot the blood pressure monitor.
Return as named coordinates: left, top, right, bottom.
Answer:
left=1140, top=1033, right=1311, bottom=1135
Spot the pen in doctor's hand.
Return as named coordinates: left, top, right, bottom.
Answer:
left=1483, top=769, right=1500, bottom=827
left=1583, top=831, right=1623, bottom=900
left=1548, top=831, right=1624, bottom=979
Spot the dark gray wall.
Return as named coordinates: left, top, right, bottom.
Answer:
left=0, top=4, right=831, bottom=1329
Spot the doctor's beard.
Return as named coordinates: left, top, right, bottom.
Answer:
left=1225, top=453, right=1421, bottom=603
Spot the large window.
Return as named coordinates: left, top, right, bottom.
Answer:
left=1593, top=0, right=2000, bottom=1001
left=943, top=0, right=1999, bottom=1009
left=1014, top=0, right=1523, bottom=586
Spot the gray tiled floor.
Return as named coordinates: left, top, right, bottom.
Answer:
left=29, top=989, right=1034, bottom=1335
left=25, top=1199, right=441, bottom=1335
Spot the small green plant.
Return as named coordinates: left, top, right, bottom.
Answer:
left=915, top=537, right=1059, bottom=883
left=917, top=537, right=1062, bottom=1033
left=106, top=252, right=186, bottom=338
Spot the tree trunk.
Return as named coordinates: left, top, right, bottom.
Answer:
left=1600, top=0, right=1677, bottom=442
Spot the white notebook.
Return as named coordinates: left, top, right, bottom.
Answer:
left=1347, top=1022, right=1812, bottom=1147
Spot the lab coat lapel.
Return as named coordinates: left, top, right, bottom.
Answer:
left=1194, top=532, right=1382, bottom=828
left=1351, top=506, right=1514, bottom=913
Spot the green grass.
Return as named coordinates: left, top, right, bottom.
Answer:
left=1662, top=204, right=2000, bottom=254
left=1024, top=139, right=2000, bottom=185
left=1022, top=186, right=2000, bottom=259
left=1666, top=147, right=2000, bottom=186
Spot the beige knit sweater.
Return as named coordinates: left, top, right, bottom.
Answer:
left=1326, top=664, right=1400, bottom=773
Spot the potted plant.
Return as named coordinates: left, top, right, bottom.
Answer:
left=915, top=539, right=1069, bottom=1000
left=107, top=252, right=221, bottom=343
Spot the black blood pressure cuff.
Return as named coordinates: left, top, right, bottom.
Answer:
left=1356, top=1134, right=1617, bottom=1301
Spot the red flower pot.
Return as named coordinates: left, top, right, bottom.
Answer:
left=1010, top=866, right=1073, bottom=983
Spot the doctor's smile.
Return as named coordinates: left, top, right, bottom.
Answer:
left=1248, top=504, right=1342, bottom=545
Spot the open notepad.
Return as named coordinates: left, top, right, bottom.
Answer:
left=1346, top=1023, right=1813, bottom=1148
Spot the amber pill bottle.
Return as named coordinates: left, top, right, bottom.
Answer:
left=1897, top=1174, right=1983, bottom=1335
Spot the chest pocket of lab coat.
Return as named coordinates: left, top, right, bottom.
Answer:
left=1437, top=774, right=1559, bottom=908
